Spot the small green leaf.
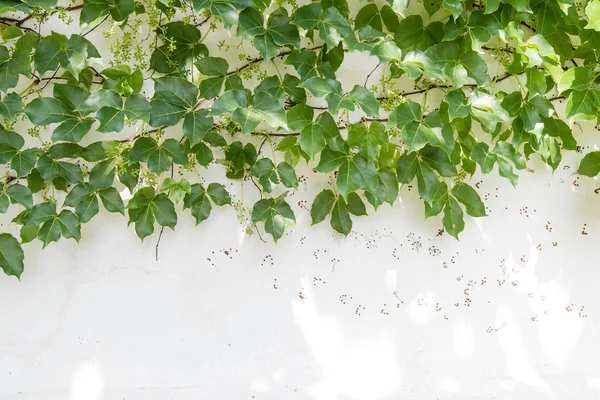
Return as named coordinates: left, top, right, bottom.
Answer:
left=579, top=151, right=600, bottom=177
left=206, top=183, right=231, bottom=205
left=330, top=197, right=352, bottom=235
left=310, top=189, right=336, bottom=224
left=451, top=183, right=487, bottom=217
left=0, top=233, right=25, bottom=279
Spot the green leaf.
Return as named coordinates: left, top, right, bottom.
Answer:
left=586, top=0, right=600, bottom=30
left=153, top=76, right=199, bottom=108
left=579, top=151, right=600, bottom=177
left=315, top=146, right=347, bottom=173
left=206, top=182, right=231, bottom=205
left=0, top=93, right=22, bottom=121
left=451, top=183, right=486, bottom=217
left=89, top=158, right=116, bottom=190
left=24, top=97, right=72, bottom=125
left=277, top=162, right=298, bottom=189
left=346, top=192, right=367, bottom=216
left=6, top=184, right=33, bottom=209
left=163, top=139, right=189, bottom=166
left=443, top=90, right=471, bottom=120
left=396, top=151, right=418, bottom=184
left=252, top=91, right=287, bottom=128
left=151, top=193, right=177, bottom=228
left=197, top=57, right=229, bottom=76
left=96, top=107, right=125, bottom=133
left=98, top=187, right=124, bottom=214
left=471, top=142, right=497, bottom=174
left=75, top=192, right=100, bottom=223
left=300, top=122, right=327, bottom=159
left=0, top=129, right=22, bottom=164
left=310, top=189, right=336, bottom=224
left=337, top=154, right=378, bottom=199
left=330, top=197, right=352, bottom=235
left=21, top=202, right=56, bottom=225
left=0, top=233, right=25, bottom=279
left=149, top=99, right=187, bottom=127
left=209, top=90, right=249, bottom=116
left=287, top=104, right=314, bottom=131
left=394, top=16, right=443, bottom=50
left=183, top=109, right=213, bottom=145
left=238, top=7, right=265, bottom=40
left=292, top=3, right=323, bottom=30
left=183, top=184, right=212, bottom=224
left=565, top=88, right=599, bottom=121
left=11, top=150, right=37, bottom=177
left=124, top=94, right=151, bottom=122
left=348, top=85, right=380, bottom=117
left=416, top=158, right=439, bottom=202
left=443, top=196, right=464, bottom=239
left=52, top=118, right=94, bottom=142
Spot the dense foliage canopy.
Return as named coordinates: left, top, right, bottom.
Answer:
left=0, top=0, right=599, bottom=278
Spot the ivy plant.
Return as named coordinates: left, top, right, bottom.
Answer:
left=0, top=0, right=599, bottom=279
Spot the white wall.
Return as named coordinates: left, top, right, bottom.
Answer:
left=2, top=10, right=600, bottom=400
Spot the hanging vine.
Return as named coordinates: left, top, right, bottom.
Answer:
left=0, top=0, right=599, bottom=278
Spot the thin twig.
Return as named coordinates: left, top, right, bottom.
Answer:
left=364, top=62, right=381, bottom=88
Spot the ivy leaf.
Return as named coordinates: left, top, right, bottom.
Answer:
left=11, top=149, right=37, bottom=177
left=315, top=146, right=347, bottom=173
left=287, top=104, right=314, bottom=131
left=24, top=97, right=72, bottom=125
left=21, top=201, right=56, bottom=225
left=443, top=90, right=471, bottom=120
left=337, top=154, right=378, bottom=199
left=251, top=197, right=295, bottom=242
left=579, top=151, right=600, bottom=176
left=183, top=109, right=213, bottom=145
left=183, top=183, right=212, bottom=224
left=0, top=92, right=22, bottom=121
left=416, top=159, right=439, bottom=202
left=81, top=0, right=134, bottom=26
left=310, top=189, right=336, bottom=224
left=493, top=142, right=526, bottom=186
left=346, top=192, right=367, bottom=216
left=149, top=99, right=186, bottom=127
left=300, top=122, right=327, bottom=160
left=425, top=43, right=488, bottom=88
left=89, top=158, right=116, bottom=190
left=197, top=56, right=229, bottom=76
left=277, top=162, right=298, bottom=189
left=153, top=76, right=199, bottom=108
left=127, top=187, right=177, bottom=240
left=209, top=90, right=249, bottom=116
left=396, top=151, right=418, bottom=184
left=451, top=183, right=486, bottom=217
left=586, top=0, right=600, bottom=30
left=0, top=233, right=25, bottom=279
left=206, top=183, right=231, bottom=205
left=6, top=184, right=33, bottom=209
left=252, top=91, right=287, bottom=129
left=394, top=16, right=443, bottom=50
left=330, top=197, right=352, bottom=235
left=36, top=154, right=84, bottom=184
left=565, top=88, right=600, bottom=121
left=471, top=142, right=497, bottom=174
left=98, top=187, right=124, bottom=214
left=348, top=85, right=380, bottom=117
left=443, top=196, right=464, bottom=239
left=238, top=7, right=265, bottom=40
left=292, top=3, right=323, bottom=30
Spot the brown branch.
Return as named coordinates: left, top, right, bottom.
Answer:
left=227, top=45, right=323, bottom=76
